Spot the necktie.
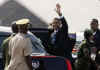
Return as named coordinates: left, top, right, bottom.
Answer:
left=51, top=31, right=56, bottom=45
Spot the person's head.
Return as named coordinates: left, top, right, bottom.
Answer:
left=16, top=18, right=30, bottom=34
left=11, top=21, right=18, bottom=33
left=90, top=18, right=99, bottom=32
left=84, top=29, right=93, bottom=41
left=51, top=17, right=61, bottom=30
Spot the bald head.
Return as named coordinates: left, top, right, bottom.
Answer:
left=90, top=18, right=99, bottom=32
left=11, top=21, right=18, bottom=33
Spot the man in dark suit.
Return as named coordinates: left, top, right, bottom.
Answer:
left=90, top=19, right=100, bottom=51
left=49, top=4, right=73, bottom=60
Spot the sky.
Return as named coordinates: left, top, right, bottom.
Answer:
left=1, top=0, right=100, bottom=32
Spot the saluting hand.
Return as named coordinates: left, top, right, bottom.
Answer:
left=55, top=3, right=62, bottom=16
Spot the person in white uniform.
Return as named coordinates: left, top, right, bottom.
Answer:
left=7, top=18, right=33, bottom=70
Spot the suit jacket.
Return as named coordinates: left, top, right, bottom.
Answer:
left=54, top=17, right=68, bottom=49
left=93, top=29, right=100, bottom=49
left=49, top=17, right=72, bottom=56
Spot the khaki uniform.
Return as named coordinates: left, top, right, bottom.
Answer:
left=7, top=33, right=32, bottom=70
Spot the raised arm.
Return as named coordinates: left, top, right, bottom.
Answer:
left=55, top=3, right=68, bottom=36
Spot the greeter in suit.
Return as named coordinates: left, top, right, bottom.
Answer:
left=90, top=19, right=100, bottom=51
left=49, top=4, right=73, bottom=61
